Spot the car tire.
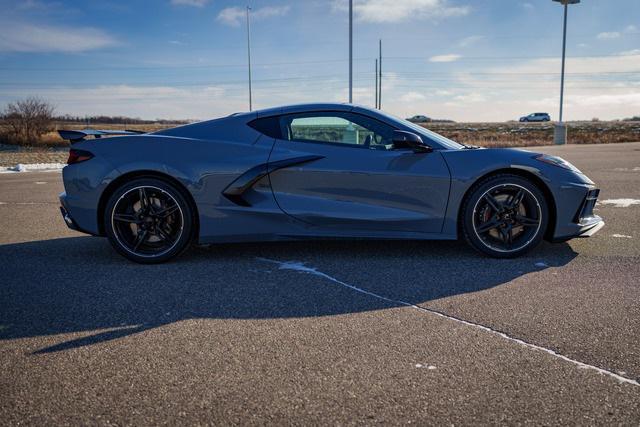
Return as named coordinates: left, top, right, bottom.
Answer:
left=104, top=177, right=195, bottom=263
left=461, top=174, right=549, bottom=258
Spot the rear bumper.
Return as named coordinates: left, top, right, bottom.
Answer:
left=59, top=192, right=94, bottom=235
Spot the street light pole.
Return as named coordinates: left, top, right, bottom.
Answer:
left=348, top=0, right=353, bottom=103
left=378, top=39, right=382, bottom=110
left=559, top=3, right=568, bottom=123
left=552, top=0, right=579, bottom=144
left=246, top=5, right=253, bottom=111
left=375, top=59, right=378, bottom=109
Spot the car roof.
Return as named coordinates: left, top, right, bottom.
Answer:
left=254, top=103, right=355, bottom=118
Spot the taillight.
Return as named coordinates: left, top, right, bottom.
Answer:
left=67, top=149, right=94, bottom=165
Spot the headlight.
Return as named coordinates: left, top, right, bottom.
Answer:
left=534, top=154, right=582, bottom=174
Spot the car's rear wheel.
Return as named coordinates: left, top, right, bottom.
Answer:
left=461, top=174, right=548, bottom=258
left=104, top=178, right=194, bottom=263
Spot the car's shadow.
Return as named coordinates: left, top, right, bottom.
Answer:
left=0, top=236, right=578, bottom=354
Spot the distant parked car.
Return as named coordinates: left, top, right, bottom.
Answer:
left=406, top=115, right=431, bottom=123
left=519, top=112, right=551, bottom=122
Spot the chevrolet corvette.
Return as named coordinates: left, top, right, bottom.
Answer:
left=58, top=103, right=603, bottom=263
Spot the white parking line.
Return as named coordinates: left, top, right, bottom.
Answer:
left=599, top=199, right=640, bottom=208
left=257, top=257, right=640, bottom=387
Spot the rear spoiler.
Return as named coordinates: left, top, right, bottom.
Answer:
left=58, top=129, right=146, bottom=143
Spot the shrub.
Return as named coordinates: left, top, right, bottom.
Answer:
left=1, top=97, right=56, bottom=144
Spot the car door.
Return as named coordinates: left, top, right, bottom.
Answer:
left=267, top=111, right=451, bottom=234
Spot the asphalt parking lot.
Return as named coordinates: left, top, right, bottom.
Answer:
left=1, top=142, right=639, bottom=424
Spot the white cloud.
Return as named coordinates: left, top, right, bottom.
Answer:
left=217, top=5, right=290, bottom=27
left=332, top=0, right=469, bottom=23
left=428, top=52, right=640, bottom=121
left=624, top=25, right=637, bottom=33
left=451, top=92, right=485, bottom=103
left=567, top=93, right=640, bottom=108
left=0, top=22, right=117, bottom=52
left=458, top=35, right=483, bottom=48
left=618, top=49, right=640, bottom=56
left=400, top=92, right=426, bottom=102
left=216, top=7, right=244, bottom=26
left=1, top=85, right=236, bottom=121
left=522, top=2, right=534, bottom=10
left=429, top=54, right=461, bottom=62
left=597, top=31, right=620, bottom=40
left=170, top=0, right=210, bottom=6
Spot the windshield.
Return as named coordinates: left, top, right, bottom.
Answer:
left=403, top=120, right=464, bottom=150
left=374, top=110, right=464, bottom=150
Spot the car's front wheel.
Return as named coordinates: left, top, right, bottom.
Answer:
left=104, top=178, right=195, bottom=263
left=461, top=174, right=548, bottom=258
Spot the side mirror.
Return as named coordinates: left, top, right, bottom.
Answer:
left=392, top=130, right=432, bottom=153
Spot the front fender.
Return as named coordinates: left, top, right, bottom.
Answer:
left=439, top=148, right=592, bottom=238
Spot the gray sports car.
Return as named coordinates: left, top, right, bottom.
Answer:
left=58, top=103, right=603, bottom=263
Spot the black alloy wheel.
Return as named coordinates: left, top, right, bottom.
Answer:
left=104, top=178, right=194, bottom=263
left=462, top=174, right=548, bottom=258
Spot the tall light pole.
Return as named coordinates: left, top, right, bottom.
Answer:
left=348, top=0, right=353, bottom=103
left=246, top=5, right=253, bottom=111
left=552, top=0, right=580, bottom=144
left=375, top=59, right=378, bottom=109
left=378, top=39, right=382, bottom=110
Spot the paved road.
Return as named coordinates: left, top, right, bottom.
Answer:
left=1, top=143, right=639, bottom=424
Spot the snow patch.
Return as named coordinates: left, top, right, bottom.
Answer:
left=257, top=257, right=640, bottom=387
left=612, top=234, right=632, bottom=238
left=599, top=199, right=640, bottom=208
left=613, top=167, right=640, bottom=172
left=34, top=181, right=47, bottom=185
left=0, top=163, right=65, bottom=173
left=415, top=364, right=437, bottom=370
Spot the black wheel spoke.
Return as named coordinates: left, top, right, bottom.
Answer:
left=156, top=204, right=178, bottom=218
left=155, top=226, right=174, bottom=243
left=139, top=188, right=150, bottom=210
left=483, top=193, right=502, bottom=212
left=509, top=190, right=525, bottom=209
left=476, top=219, right=500, bottom=234
left=515, top=215, right=539, bottom=228
left=113, top=213, right=140, bottom=224
left=507, top=226, right=514, bottom=247
left=133, top=230, right=149, bottom=251
left=497, top=226, right=513, bottom=248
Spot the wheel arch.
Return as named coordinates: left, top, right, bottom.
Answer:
left=457, top=168, right=557, bottom=240
left=97, top=170, right=200, bottom=240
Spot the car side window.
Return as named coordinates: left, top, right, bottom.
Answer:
left=280, top=112, right=395, bottom=150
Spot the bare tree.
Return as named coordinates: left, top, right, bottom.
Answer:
left=2, top=97, right=56, bottom=144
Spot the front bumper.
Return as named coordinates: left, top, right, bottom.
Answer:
left=552, top=188, right=604, bottom=241
left=576, top=218, right=605, bottom=237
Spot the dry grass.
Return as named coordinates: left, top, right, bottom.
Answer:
left=0, top=122, right=180, bottom=149
left=424, top=121, right=640, bottom=148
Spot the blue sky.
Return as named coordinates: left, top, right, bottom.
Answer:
left=0, top=0, right=638, bottom=121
